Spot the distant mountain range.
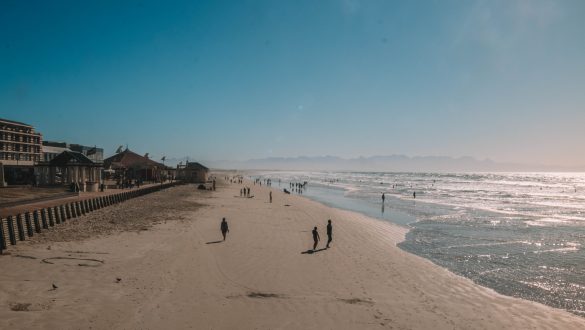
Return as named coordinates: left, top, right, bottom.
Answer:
left=200, top=155, right=585, bottom=172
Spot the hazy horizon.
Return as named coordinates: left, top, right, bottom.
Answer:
left=2, top=0, right=585, bottom=167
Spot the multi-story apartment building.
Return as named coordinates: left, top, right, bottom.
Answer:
left=0, top=118, right=43, bottom=185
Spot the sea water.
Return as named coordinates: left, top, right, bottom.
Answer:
left=253, top=171, right=585, bottom=316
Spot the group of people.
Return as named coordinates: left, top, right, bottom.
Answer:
left=311, top=219, right=333, bottom=251
left=219, top=217, right=333, bottom=252
left=227, top=176, right=243, bottom=184
left=240, top=187, right=251, bottom=197
left=253, top=178, right=273, bottom=187
left=287, top=182, right=307, bottom=194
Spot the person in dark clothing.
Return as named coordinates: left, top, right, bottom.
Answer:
left=326, top=219, right=333, bottom=248
left=382, top=193, right=385, bottom=203
left=312, top=226, right=320, bottom=251
left=221, top=218, right=229, bottom=241
left=269, top=191, right=272, bottom=203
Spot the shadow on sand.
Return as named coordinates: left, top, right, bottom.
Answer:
left=301, top=248, right=328, bottom=254
left=206, top=240, right=223, bottom=244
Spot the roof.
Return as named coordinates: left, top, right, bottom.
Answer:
left=0, top=118, right=34, bottom=128
left=103, top=149, right=164, bottom=169
left=184, top=162, right=209, bottom=171
left=49, top=151, right=97, bottom=166
left=42, top=145, right=71, bottom=154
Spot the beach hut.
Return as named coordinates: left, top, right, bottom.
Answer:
left=177, top=162, right=209, bottom=183
left=35, top=150, right=103, bottom=191
left=103, top=148, right=164, bottom=183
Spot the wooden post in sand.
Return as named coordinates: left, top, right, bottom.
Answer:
left=15, top=214, right=25, bottom=241
left=80, top=200, right=86, bottom=214
left=62, top=204, right=70, bottom=220
left=70, top=203, right=77, bottom=218
left=25, top=212, right=34, bottom=237
left=48, top=208, right=55, bottom=227
left=7, top=216, right=17, bottom=245
left=77, top=201, right=83, bottom=216
left=33, top=210, right=42, bottom=233
left=41, top=209, right=49, bottom=229
left=0, top=218, right=6, bottom=252
left=54, top=206, right=61, bottom=224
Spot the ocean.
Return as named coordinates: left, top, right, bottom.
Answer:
left=252, top=171, right=585, bottom=316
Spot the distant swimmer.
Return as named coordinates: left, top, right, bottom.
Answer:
left=326, top=220, right=333, bottom=248
left=312, top=226, right=320, bottom=251
left=220, top=218, right=229, bottom=241
left=413, top=191, right=416, bottom=199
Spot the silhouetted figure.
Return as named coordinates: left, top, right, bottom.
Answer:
left=247, top=187, right=250, bottom=197
left=326, top=220, right=333, bottom=248
left=312, top=226, right=320, bottom=251
left=269, top=191, right=272, bottom=203
left=413, top=191, right=416, bottom=199
left=382, top=193, right=385, bottom=203
left=221, top=218, right=229, bottom=241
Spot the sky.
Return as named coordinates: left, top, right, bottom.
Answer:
left=1, top=0, right=584, bottom=167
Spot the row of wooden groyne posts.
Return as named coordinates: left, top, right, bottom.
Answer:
left=0, top=181, right=184, bottom=254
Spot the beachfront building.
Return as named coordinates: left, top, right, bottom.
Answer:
left=176, top=162, right=209, bottom=183
left=103, top=148, right=164, bottom=183
left=43, top=141, right=104, bottom=163
left=0, top=118, right=43, bottom=186
left=35, top=150, right=103, bottom=191
left=42, top=144, right=71, bottom=162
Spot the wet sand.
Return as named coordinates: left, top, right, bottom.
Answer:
left=0, top=178, right=583, bottom=329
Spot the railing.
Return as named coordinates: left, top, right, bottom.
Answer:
left=0, top=181, right=184, bottom=254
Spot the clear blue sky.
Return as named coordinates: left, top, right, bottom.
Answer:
left=2, top=0, right=584, bottom=166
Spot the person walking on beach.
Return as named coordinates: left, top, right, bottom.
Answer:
left=312, top=226, right=320, bottom=251
left=326, top=219, right=333, bottom=248
left=382, top=193, right=385, bottom=204
left=269, top=191, right=272, bottom=203
left=413, top=191, right=416, bottom=199
left=220, top=218, right=229, bottom=241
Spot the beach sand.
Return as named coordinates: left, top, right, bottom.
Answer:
left=1, top=177, right=583, bottom=329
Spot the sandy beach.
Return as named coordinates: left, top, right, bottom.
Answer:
left=1, top=177, right=584, bottom=330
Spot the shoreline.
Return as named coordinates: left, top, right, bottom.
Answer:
left=1, top=177, right=583, bottom=329
left=249, top=171, right=585, bottom=318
